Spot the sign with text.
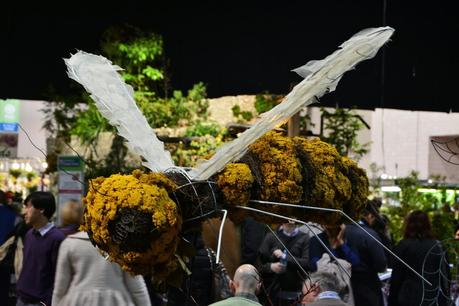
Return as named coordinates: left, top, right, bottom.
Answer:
left=0, top=100, right=20, bottom=133
left=0, top=100, right=20, bottom=156
left=57, top=156, right=85, bottom=225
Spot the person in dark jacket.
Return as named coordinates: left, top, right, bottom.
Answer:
left=0, top=190, right=18, bottom=305
left=345, top=201, right=387, bottom=306
left=240, top=217, right=266, bottom=265
left=388, top=210, right=450, bottom=306
left=309, top=224, right=360, bottom=272
left=0, top=191, right=27, bottom=306
left=368, top=199, right=394, bottom=267
left=167, top=232, right=214, bottom=306
left=0, top=191, right=17, bottom=246
left=259, top=221, right=310, bottom=305
left=16, top=192, right=66, bottom=306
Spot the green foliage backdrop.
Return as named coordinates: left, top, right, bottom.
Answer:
left=44, top=25, right=220, bottom=178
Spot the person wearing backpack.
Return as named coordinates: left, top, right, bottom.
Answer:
left=0, top=191, right=26, bottom=306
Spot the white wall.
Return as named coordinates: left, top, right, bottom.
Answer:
left=17, top=100, right=48, bottom=159
left=371, top=109, right=459, bottom=181
left=306, top=106, right=459, bottom=183
left=305, top=106, right=374, bottom=169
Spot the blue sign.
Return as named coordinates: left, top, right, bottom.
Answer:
left=0, top=123, right=19, bottom=132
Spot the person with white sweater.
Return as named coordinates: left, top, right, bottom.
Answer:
left=52, top=231, right=151, bottom=306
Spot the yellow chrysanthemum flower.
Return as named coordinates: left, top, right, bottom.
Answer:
left=82, top=171, right=181, bottom=277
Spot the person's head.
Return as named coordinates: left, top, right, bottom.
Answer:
left=323, top=224, right=342, bottom=238
left=5, top=191, right=14, bottom=205
left=362, top=199, right=381, bottom=226
left=404, top=210, right=433, bottom=240
left=301, top=272, right=341, bottom=304
left=282, top=220, right=298, bottom=233
left=60, top=199, right=84, bottom=226
left=230, top=264, right=261, bottom=295
left=23, top=192, right=56, bottom=228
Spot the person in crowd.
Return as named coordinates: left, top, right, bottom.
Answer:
left=259, top=220, right=310, bottom=305
left=309, top=224, right=360, bottom=272
left=388, top=210, right=450, bottom=306
left=299, top=222, right=324, bottom=240
left=52, top=230, right=151, bottom=306
left=0, top=190, right=27, bottom=306
left=5, top=191, right=14, bottom=204
left=0, top=207, right=27, bottom=306
left=0, top=190, right=21, bottom=305
left=209, top=264, right=262, bottom=306
left=59, top=199, right=84, bottom=236
left=367, top=199, right=393, bottom=267
left=144, top=276, right=166, bottom=306
left=16, top=192, right=66, bottom=306
left=300, top=271, right=350, bottom=306
left=308, top=223, right=357, bottom=305
left=240, top=217, right=266, bottom=266
left=344, top=200, right=387, bottom=306
left=167, top=232, right=215, bottom=306
left=0, top=191, right=17, bottom=246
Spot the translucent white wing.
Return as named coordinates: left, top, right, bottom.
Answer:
left=189, top=27, right=394, bottom=180
left=65, top=51, right=174, bottom=172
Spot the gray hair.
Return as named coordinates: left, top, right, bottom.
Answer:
left=307, top=271, right=340, bottom=293
left=233, top=264, right=260, bottom=293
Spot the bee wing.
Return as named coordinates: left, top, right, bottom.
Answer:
left=189, top=27, right=394, bottom=181
left=65, top=51, right=175, bottom=172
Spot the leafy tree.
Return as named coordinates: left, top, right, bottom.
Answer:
left=396, top=171, right=423, bottom=210
left=43, top=25, right=213, bottom=178
left=185, top=121, right=223, bottom=138
left=231, top=105, right=254, bottom=123
left=169, top=134, right=226, bottom=167
left=254, top=93, right=282, bottom=114
left=139, top=83, right=209, bottom=129
left=321, top=107, right=370, bottom=161
left=382, top=171, right=456, bottom=243
left=368, top=162, right=385, bottom=197
left=100, top=25, right=167, bottom=96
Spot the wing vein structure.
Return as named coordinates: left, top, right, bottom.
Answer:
left=65, top=51, right=175, bottom=172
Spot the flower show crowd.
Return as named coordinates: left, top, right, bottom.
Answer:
left=0, top=191, right=454, bottom=306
